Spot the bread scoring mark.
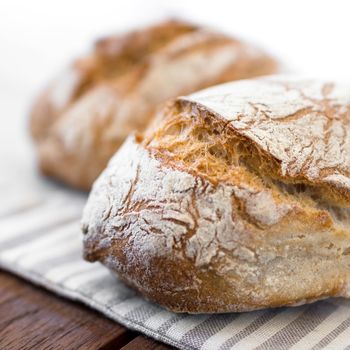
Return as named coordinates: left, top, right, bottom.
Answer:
left=145, top=102, right=347, bottom=228
left=179, top=76, right=350, bottom=206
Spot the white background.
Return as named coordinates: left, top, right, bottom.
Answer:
left=1, top=0, right=350, bottom=166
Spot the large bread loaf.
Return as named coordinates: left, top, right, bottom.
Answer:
left=81, top=76, right=350, bottom=313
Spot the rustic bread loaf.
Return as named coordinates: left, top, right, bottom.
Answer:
left=82, top=76, right=350, bottom=313
left=30, top=20, right=277, bottom=190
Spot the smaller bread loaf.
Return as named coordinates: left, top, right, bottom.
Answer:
left=82, top=76, right=350, bottom=313
left=30, top=20, right=277, bottom=190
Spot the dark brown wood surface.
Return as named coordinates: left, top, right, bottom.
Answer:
left=0, top=271, right=172, bottom=350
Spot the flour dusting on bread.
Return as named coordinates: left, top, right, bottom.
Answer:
left=82, top=76, right=350, bottom=313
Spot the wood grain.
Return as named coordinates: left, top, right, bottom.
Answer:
left=121, top=336, right=174, bottom=349
left=0, top=271, right=172, bottom=350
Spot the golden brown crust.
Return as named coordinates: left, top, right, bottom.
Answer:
left=82, top=76, right=350, bottom=313
left=180, top=78, right=350, bottom=207
left=30, top=20, right=278, bottom=190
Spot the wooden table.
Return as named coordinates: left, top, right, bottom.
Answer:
left=0, top=271, right=172, bottom=350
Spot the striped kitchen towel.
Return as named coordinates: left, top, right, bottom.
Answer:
left=1, top=172, right=350, bottom=350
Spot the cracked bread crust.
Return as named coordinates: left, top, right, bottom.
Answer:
left=30, top=20, right=277, bottom=190
left=182, top=76, right=350, bottom=206
left=82, top=76, right=350, bottom=313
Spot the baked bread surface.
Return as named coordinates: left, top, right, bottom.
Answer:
left=30, top=20, right=277, bottom=190
left=82, top=76, right=350, bottom=313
